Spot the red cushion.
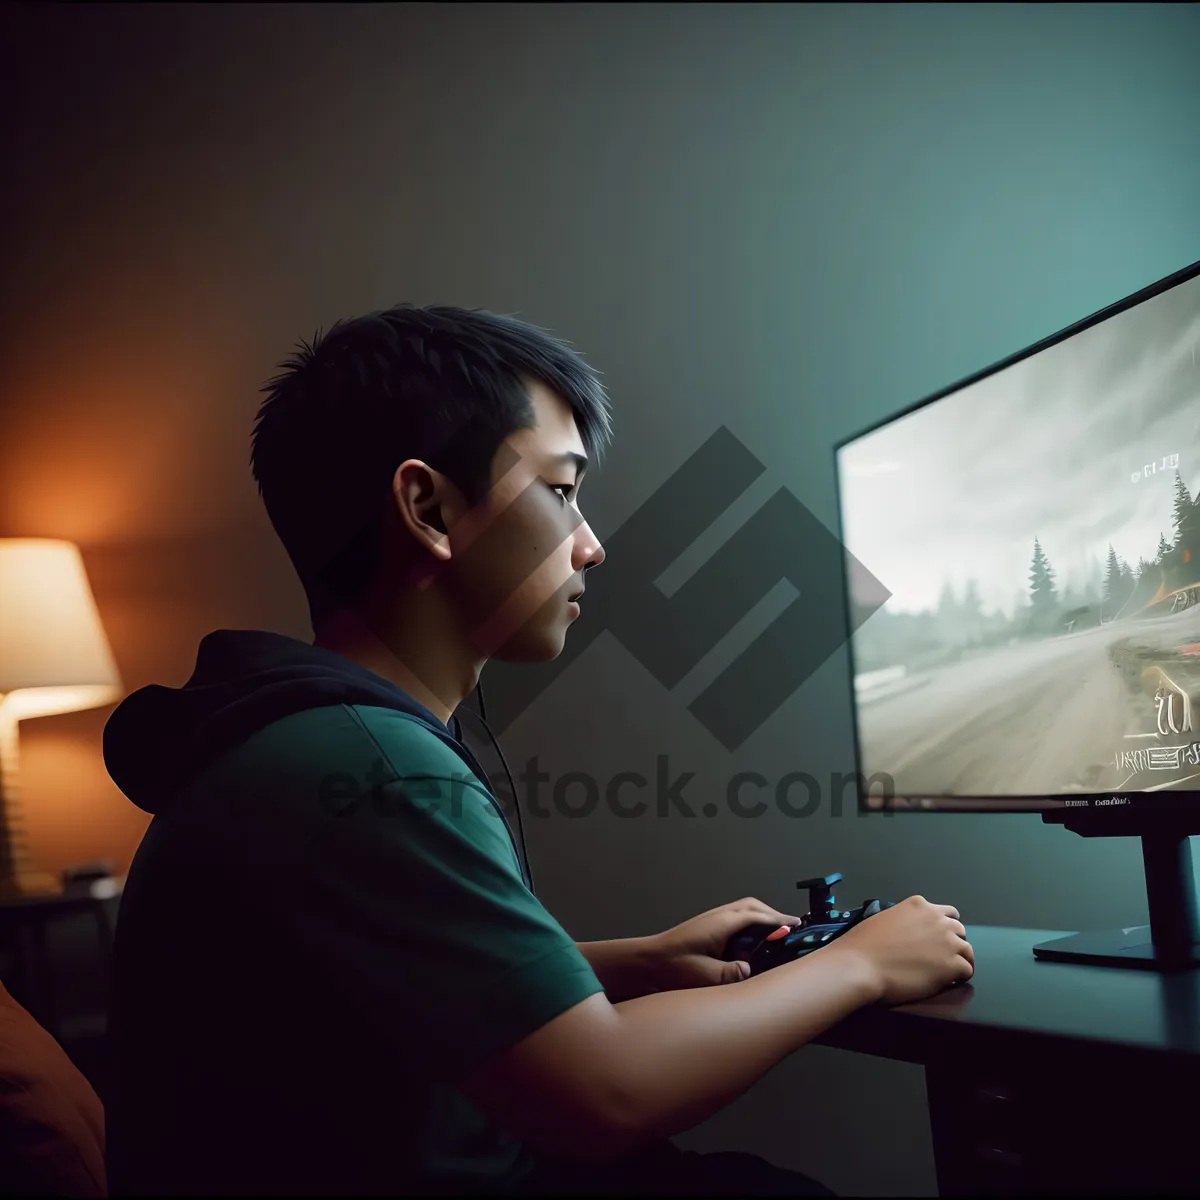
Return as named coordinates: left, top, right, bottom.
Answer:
left=0, top=980, right=107, bottom=1197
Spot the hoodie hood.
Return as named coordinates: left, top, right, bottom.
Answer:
left=103, top=629, right=483, bottom=817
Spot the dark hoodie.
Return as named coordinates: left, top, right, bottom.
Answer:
left=102, top=630, right=603, bottom=1196
left=106, top=631, right=476, bottom=817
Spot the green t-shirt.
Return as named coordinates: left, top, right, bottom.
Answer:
left=110, top=703, right=605, bottom=1195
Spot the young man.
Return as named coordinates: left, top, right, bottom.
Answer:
left=103, top=305, right=974, bottom=1196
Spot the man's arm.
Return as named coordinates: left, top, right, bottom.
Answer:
left=575, top=939, right=660, bottom=1002
left=460, top=897, right=973, bottom=1166
left=462, top=941, right=880, bottom=1164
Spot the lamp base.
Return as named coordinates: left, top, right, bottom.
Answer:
left=0, top=706, right=65, bottom=904
left=0, top=868, right=62, bottom=902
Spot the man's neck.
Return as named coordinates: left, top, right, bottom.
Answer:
left=313, top=593, right=483, bottom=727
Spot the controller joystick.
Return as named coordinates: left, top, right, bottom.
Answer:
left=797, top=873, right=841, bottom=920
left=723, top=872, right=896, bottom=977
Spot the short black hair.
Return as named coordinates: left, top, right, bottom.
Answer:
left=250, top=304, right=612, bottom=629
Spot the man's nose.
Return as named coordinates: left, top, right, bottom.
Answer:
left=580, top=528, right=605, bottom=571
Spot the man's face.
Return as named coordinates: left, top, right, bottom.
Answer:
left=444, top=380, right=605, bottom=661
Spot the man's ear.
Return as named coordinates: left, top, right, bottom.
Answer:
left=392, top=460, right=453, bottom=562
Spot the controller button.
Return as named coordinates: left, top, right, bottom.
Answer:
left=765, top=925, right=791, bottom=942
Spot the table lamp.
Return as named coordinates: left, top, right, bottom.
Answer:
left=0, top=539, right=123, bottom=899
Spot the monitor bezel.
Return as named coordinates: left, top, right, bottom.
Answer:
left=833, top=257, right=1200, bottom=815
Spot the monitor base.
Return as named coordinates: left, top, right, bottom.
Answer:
left=1038, top=813, right=1200, bottom=972
left=1033, top=926, right=1200, bottom=971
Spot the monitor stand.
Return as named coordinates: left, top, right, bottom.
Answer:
left=1034, top=809, right=1200, bottom=972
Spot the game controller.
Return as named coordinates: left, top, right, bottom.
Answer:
left=724, top=873, right=896, bottom=977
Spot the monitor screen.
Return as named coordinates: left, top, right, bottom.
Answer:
left=836, top=262, right=1200, bottom=812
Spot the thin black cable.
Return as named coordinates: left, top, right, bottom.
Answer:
left=459, top=682, right=536, bottom=896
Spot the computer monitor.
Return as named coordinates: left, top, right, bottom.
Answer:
left=834, top=258, right=1200, bottom=971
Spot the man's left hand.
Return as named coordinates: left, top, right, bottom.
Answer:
left=644, top=897, right=801, bottom=990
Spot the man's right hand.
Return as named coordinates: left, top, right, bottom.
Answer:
left=831, top=895, right=974, bottom=1005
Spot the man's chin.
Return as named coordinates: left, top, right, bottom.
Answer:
left=490, top=625, right=569, bottom=664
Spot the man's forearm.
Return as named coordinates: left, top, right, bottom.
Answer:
left=606, top=945, right=881, bottom=1148
left=576, top=938, right=661, bottom=1002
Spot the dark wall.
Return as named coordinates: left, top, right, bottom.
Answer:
left=2, top=3, right=1198, bottom=1192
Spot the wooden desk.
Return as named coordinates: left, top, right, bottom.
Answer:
left=815, top=926, right=1200, bottom=1194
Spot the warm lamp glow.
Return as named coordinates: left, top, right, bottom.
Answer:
left=0, top=540, right=123, bottom=717
left=0, top=539, right=123, bottom=897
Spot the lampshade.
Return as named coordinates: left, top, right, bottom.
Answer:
left=0, top=539, right=122, bottom=721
